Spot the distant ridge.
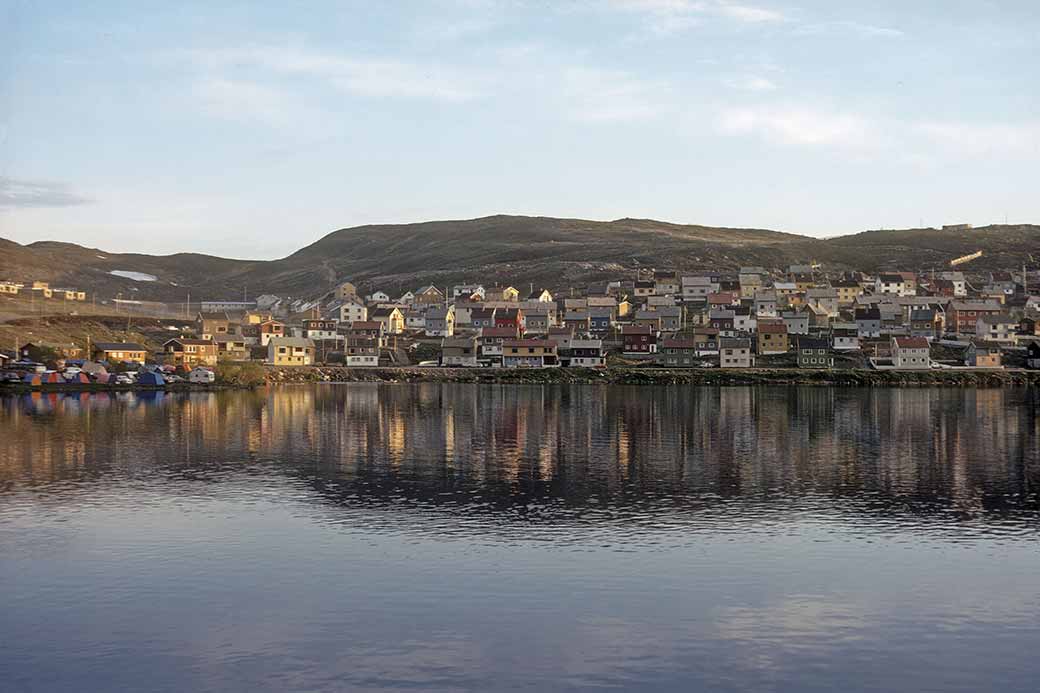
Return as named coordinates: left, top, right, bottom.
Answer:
left=2, top=216, right=1038, bottom=301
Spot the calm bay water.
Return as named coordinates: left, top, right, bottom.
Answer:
left=2, top=384, right=1040, bottom=692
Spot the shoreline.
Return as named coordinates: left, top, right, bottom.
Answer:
left=266, top=365, right=1040, bottom=387
left=4, top=366, right=1040, bottom=393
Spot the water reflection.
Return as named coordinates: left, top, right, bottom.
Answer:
left=3, top=385, right=1039, bottom=538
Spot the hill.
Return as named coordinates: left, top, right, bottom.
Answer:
left=2, top=216, right=1039, bottom=302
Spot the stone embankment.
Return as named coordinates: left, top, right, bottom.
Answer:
left=264, top=366, right=1040, bottom=387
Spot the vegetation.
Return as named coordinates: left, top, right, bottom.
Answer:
left=215, top=361, right=267, bottom=388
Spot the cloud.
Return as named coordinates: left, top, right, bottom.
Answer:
left=194, top=78, right=301, bottom=126
left=606, top=0, right=783, bottom=35
left=187, top=46, right=481, bottom=102
left=724, top=75, right=778, bottom=91
left=915, top=121, right=1040, bottom=156
left=795, top=20, right=906, bottom=39
left=717, top=106, right=873, bottom=147
left=0, top=177, right=92, bottom=208
left=560, top=67, right=672, bottom=122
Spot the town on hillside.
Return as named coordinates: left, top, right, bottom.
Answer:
left=3, top=265, right=1040, bottom=382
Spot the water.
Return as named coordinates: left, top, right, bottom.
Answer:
left=2, top=384, right=1039, bottom=692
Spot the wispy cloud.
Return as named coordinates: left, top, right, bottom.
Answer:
left=560, top=67, right=672, bottom=122
left=724, top=74, right=778, bottom=91
left=916, top=121, right=1040, bottom=156
left=188, top=46, right=482, bottom=102
left=607, top=0, right=783, bottom=35
left=0, top=177, right=92, bottom=208
left=795, top=20, right=906, bottom=39
left=717, top=106, right=873, bottom=147
left=194, top=78, right=301, bottom=126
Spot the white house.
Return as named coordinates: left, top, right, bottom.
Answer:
left=891, top=336, right=930, bottom=369
left=339, top=302, right=368, bottom=325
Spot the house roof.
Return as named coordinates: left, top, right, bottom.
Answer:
left=94, top=342, right=146, bottom=351
left=479, top=327, right=519, bottom=338
left=198, top=311, right=230, bottom=321
left=758, top=321, right=787, bottom=334
left=622, top=324, right=654, bottom=335
left=797, top=337, right=830, bottom=350
left=978, top=313, right=1015, bottom=324
left=893, top=336, right=929, bottom=349
left=350, top=321, right=382, bottom=330
left=504, top=339, right=556, bottom=349
left=268, top=336, right=315, bottom=348
left=165, top=338, right=214, bottom=347
left=720, top=337, right=751, bottom=349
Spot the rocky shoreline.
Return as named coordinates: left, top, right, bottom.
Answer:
left=265, top=365, right=1040, bottom=387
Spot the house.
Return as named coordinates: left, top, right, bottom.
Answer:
left=738, top=269, right=764, bottom=299
left=452, top=284, right=485, bottom=300
left=470, top=308, right=497, bottom=328
left=440, top=337, right=479, bottom=367
left=964, top=342, right=1002, bottom=368
left=346, top=337, right=379, bottom=366
left=975, top=314, right=1016, bottom=344
left=781, top=310, right=809, bottom=336
left=404, top=310, right=426, bottom=331
left=0, top=281, right=22, bottom=295
left=832, top=326, right=861, bottom=351
left=547, top=327, right=575, bottom=352
left=478, top=326, right=520, bottom=363
left=92, top=342, right=147, bottom=364
left=708, top=292, right=739, bottom=309
left=620, top=324, right=655, bottom=355
left=797, top=337, right=833, bottom=368
left=197, top=311, right=232, bottom=340
left=303, top=318, right=339, bottom=341
left=267, top=337, right=315, bottom=366
left=334, top=281, right=358, bottom=300
left=805, top=288, right=840, bottom=317
left=163, top=338, right=218, bottom=367
left=528, top=288, right=554, bottom=303
left=213, top=334, right=249, bottom=360
left=756, top=321, right=789, bottom=355
left=856, top=308, right=882, bottom=338
left=656, top=305, right=683, bottom=332
left=487, top=285, right=520, bottom=302
left=564, top=312, right=591, bottom=333
left=831, top=278, right=864, bottom=305
left=1027, top=342, right=1040, bottom=369
left=588, top=307, right=614, bottom=334
left=397, top=291, right=415, bottom=307
left=909, top=309, right=941, bottom=340
left=189, top=367, right=216, bottom=384
left=654, top=271, right=680, bottom=296
left=502, top=339, right=558, bottom=368
left=692, top=327, right=720, bottom=355
left=733, top=305, right=757, bottom=333
left=634, top=280, right=655, bottom=298
left=681, top=275, right=717, bottom=302
left=891, top=336, right=930, bottom=370
left=658, top=338, right=702, bottom=367
left=414, top=285, right=445, bottom=306
left=259, top=320, right=285, bottom=346
left=349, top=321, right=385, bottom=347
left=948, top=301, right=1003, bottom=335
left=338, top=301, right=368, bottom=325
left=754, top=292, right=778, bottom=318
left=646, top=295, right=676, bottom=310
left=937, top=271, right=967, bottom=297
left=1019, top=317, right=1040, bottom=338
left=495, top=308, right=524, bottom=332
left=565, top=338, right=605, bottom=368
left=709, top=309, right=736, bottom=337
left=524, top=309, right=552, bottom=335
left=425, top=305, right=456, bottom=337
left=370, top=306, right=405, bottom=334
left=633, top=310, right=661, bottom=331
left=719, top=338, right=754, bottom=368
left=369, top=291, right=391, bottom=303
left=875, top=273, right=913, bottom=297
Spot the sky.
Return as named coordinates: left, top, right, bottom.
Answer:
left=1, top=0, right=1038, bottom=259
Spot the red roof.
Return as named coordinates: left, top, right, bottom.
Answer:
left=622, top=325, right=654, bottom=335
left=758, top=321, right=787, bottom=334
left=894, top=336, right=929, bottom=349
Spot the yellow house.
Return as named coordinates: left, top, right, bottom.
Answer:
left=266, top=336, right=316, bottom=365
left=370, top=306, right=405, bottom=334
left=488, top=285, right=520, bottom=302
left=335, top=281, right=358, bottom=300
left=0, top=281, right=22, bottom=295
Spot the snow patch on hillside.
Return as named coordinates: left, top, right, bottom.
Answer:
left=109, top=270, right=157, bottom=282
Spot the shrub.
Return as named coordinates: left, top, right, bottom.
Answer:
left=215, top=361, right=267, bottom=387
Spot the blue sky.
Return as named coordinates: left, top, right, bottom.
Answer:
left=1, top=0, right=1038, bottom=258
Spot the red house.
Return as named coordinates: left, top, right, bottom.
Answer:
left=622, top=324, right=657, bottom=355
left=495, top=308, right=524, bottom=333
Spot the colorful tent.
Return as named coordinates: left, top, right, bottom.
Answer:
left=22, top=373, right=42, bottom=386
left=41, top=371, right=64, bottom=384
left=66, top=372, right=91, bottom=384
left=138, top=371, right=166, bottom=386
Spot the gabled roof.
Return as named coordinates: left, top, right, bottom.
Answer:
left=893, top=336, right=929, bottom=349
left=94, top=342, right=146, bottom=351
left=268, top=336, right=315, bottom=348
